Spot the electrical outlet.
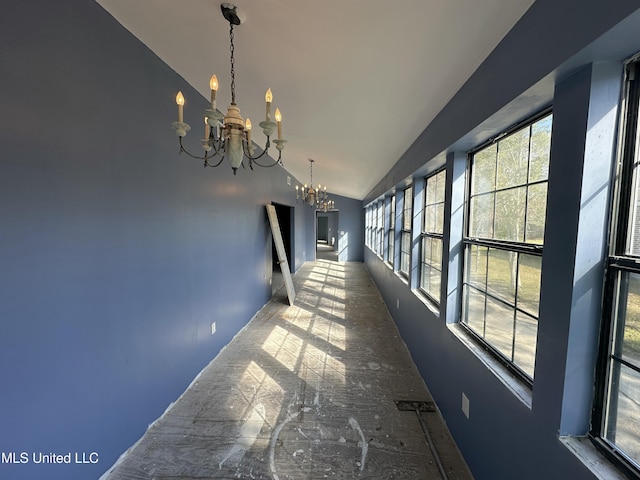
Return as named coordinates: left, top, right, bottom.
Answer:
left=211, top=322, right=217, bottom=336
left=396, top=298, right=400, bottom=309
left=462, top=392, right=470, bottom=419
left=287, top=176, right=291, bottom=185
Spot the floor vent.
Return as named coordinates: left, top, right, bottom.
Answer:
left=394, top=400, right=436, bottom=412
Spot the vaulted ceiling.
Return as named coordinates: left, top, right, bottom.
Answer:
left=97, top=0, right=534, bottom=200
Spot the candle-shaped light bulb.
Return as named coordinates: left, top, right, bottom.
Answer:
left=265, top=88, right=272, bottom=121
left=176, top=91, right=185, bottom=123
left=204, top=116, right=210, bottom=140
left=275, top=108, right=282, bottom=139
left=209, top=74, right=218, bottom=109
left=245, top=118, right=252, bottom=145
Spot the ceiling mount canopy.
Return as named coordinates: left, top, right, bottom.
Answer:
left=171, top=3, right=286, bottom=174
left=220, top=2, right=245, bottom=25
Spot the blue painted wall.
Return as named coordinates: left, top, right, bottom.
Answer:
left=0, top=2, right=364, bottom=479
left=364, top=1, right=640, bottom=480
left=332, top=193, right=364, bottom=262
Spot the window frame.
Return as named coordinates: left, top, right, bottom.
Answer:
left=460, top=109, right=552, bottom=385
left=419, top=169, right=446, bottom=305
left=400, top=185, right=413, bottom=277
left=387, top=194, right=396, bottom=265
left=592, top=59, right=640, bottom=479
left=377, top=199, right=384, bottom=256
left=365, top=205, right=371, bottom=247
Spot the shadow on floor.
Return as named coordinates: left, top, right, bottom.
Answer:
left=102, top=261, right=473, bottom=480
left=316, top=240, right=338, bottom=262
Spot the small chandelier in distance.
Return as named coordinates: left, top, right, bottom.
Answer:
left=296, top=159, right=332, bottom=210
left=171, top=3, right=286, bottom=174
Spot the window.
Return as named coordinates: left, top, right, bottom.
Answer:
left=420, top=170, right=446, bottom=303
left=461, top=112, right=552, bottom=382
left=400, top=186, right=413, bottom=276
left=365, top=206, right=371, bottom=247
left=366, top=204, right=374, bottom=248
left=387, top=194, right=396, bottom=265
left=594, top=61, right=640, bottom=475
left=376, top=200, right=384, bottom=256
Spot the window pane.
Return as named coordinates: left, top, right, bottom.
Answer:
left=617, top=272, right=640, bottom=369
left=432, top=237, right=442, bottom=269
left=403, top=187, right=413, bottom=230
left=421, top=248, right=430, bottom=289
left=435, top=170, right=446, bottom=203
left=526, top=183, right=547, bottom=244
left=435, top=203, right=444, bottom=235
left=429, top=267, right=441, bottom=301
left=466, top=245, right=487, bottom=290
left=472, top=144, right=497, bottom=195
left=487, top=248, right=516, bottom=306
left=517, top=254, right=541, bottom=318
left=469, top=193, right=494, bottom=239
left=401, top=232, right=410, bottom=274
left=426, top=176, right=437, bottom=205
left=422, top=236, right=431, bottom=266
left=529, top=115, right=552, bottom=183
left=463, top=285, right=485, bottom=335
left=605, top=363, right=640, bottom=468
left=627, top=163, right=640, bottom=256
left=514, top=311, right=537, bottom=378
left=421, top=235, right=441, bottom=300
left=495, top=186, right=526, bottom=242
left=485, top=296, right=515, bottom=360
left=424, top=205, right=435, bottom=232
left=496, top=128, right=529, bottom=190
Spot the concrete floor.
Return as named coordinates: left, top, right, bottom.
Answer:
left=102, top=260, right=473, bottom=480
left=316, top=242, right=339, bottom=262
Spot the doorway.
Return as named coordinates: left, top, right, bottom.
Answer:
left=316, top=210, right=339, bottom=262
left=271, top=202, right=294, bottom=297
left=317, top=216, right=329, bottom=242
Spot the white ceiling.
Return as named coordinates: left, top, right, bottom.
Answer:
left=97, top=0, right=534, bottom=200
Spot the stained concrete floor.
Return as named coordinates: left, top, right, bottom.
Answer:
left=102, top=260, right=473, bottom=480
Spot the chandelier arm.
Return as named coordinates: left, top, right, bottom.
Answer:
left=209, top=136, right=225, bottom=155
left=178, top=137, right=227, bottom=168
left=243, top=137, right=270, bottom=161
left=251, top=156, right=281, bottom=168
left=243, top=145, right=269, bottom=161
left=178, top=137, right=209, bottom=160
left=204, top=155, right=226, bottom=168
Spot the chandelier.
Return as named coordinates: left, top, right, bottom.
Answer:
left=296, top=159, right=333, bottom=211
left=171, top=3, right=286, bottom=174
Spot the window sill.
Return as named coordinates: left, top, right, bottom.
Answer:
left=448, top=323, right=532, bottom=409
left=560, top=437, right=629, bottom=480
left=395, top=271, right=410, bottom=286
left=412, top=288, right=440, bottom=318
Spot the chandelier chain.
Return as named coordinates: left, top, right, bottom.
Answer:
left=229, top=23, right=236, bottom=105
